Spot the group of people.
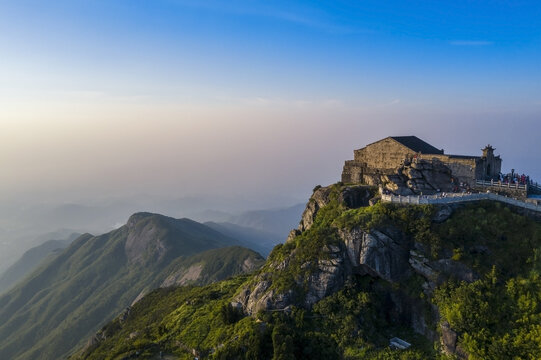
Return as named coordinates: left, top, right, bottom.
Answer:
left=497, top=171, right=532, bottom=186
left=450, top=177, right=471, bottom=193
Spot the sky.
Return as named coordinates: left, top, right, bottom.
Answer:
left=1, top=0, right=540, bottom=208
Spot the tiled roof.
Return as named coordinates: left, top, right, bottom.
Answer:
left=390, top=136, right=444, bottom=154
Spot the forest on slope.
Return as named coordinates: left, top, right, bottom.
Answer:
left=78, top=184, right=541, bottom=359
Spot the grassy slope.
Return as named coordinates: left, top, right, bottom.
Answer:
left=163, top=246, right=265, bottom=286
left=0, top=213, right=263, bottom=360
left=0, top=234, right=80, bottom=294
left=78, top=187, right=541, bottom=360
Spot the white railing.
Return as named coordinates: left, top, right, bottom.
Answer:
left=381, top=192, right=541, bottom=212
left=475, top=180, right=527, bottom=191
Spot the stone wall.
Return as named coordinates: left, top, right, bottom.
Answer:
left=342, top=160, right=364, bottom=183
left=478, top=153, right=502, bottom=180
left=420, top=155, right=477, bottom=187
left=354, top=138, right=413, bottom=171
left=343, top=138, right=418, bottom=183
left=342, top=138, right=503, bottom=189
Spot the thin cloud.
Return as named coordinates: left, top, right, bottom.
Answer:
left=449, top=40, right=494, bottom=46
left=269, top=11, right=372, bottom=34
left=171, top=0, right=372, bottom=34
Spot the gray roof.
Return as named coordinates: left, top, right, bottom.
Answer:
left=390, top=136, right=444, bottom=154
left=447, top=154, right=480, bottom=159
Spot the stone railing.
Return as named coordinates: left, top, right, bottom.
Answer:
left=381, top=192, right=541, bottom=212
left=475, top=179, right=527, bottom=191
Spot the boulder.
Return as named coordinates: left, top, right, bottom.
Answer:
left=375, top=160, right=455, bottom=196
left=433, top=205, right=453, bottom=223
left=441, top=321, right=458, bottom=355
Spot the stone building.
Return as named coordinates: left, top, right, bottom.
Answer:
left=342, top=136, right=502, bottom=187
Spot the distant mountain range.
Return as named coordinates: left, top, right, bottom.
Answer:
left=204, top=221, right=282, bottom=257
left=187, top=203, right=305, bottom=238
left=76, top=184, right=541, bottom=360
left=0, top=233, right=81, bottom=294
left=0, top=212, right=265, bottom=360
left=226, top=203, right=305, bottom=236
left=0, top=198, right=304, bottom=275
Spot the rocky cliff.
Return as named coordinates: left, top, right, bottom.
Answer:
left=0, top=212, right=264, bottom=360
left=77, top=183, right=541, bottom=360
left=234, top=184, right=474, bottom=344
left=363, top=159, right=455, bottom=195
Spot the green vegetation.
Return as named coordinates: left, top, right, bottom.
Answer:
left=15, top=184, right=541, bottom=359
left=78, top=275, right=432, bottom=360
left=0, top=233, right=79, bottom=294
left=0, top=213, right=264, bottom=360
left=79, top=187, right=540, bottom=359
left=79, top=185, right=443, bottom=359
left=264, top=184, right=346, bottom=294
left=434, top=201, right=541, bottom=275
left=164, top=246, right=265, bottom=286
left=432, top=202, right=541, bottom=360
left=435, top=270, right=541, bottom=360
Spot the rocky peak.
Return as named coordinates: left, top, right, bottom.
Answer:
left=124, top=213, right=170, bottom=265
left=126, top=212, right=155, bottom=228
left=235, top=182, right=477, bottom=347
left=297, top=186, right=334, bottom=232
left=238, top=223, right=412, bottom=315
left=297, top=184, right=374, bottom=233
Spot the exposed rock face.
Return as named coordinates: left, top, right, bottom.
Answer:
left=303, top=244, right=350, bottom=306
left=297, top=185, right=373, bottom=233
left=235, top=276, right=295, bottom=315
left=366, top=159, right=454, bottom=196
left=286, top=229, right=301, bottom=243
left=338, top=186, right=373, bottom=209
left=340, top=227, right=410, bottom=282
left=236, top=183, right=478, bottom=348
left=125, top=213, right=168, bottom=264
left=433, top=205, right=453, bottom=223
left=409, top=250, right=436, bottom=282
left=440, top=321, right=457, bottom=354
left=409, top=249, right=478, bottom=293
left=242, top=257, right=260, bottom=273
left=237, top=185, right=413, bottom=315
left=298, top=186, right=334, bottom=232
left=440, top=321, right=467, bottom=358
left=161, top=264, right=204, bottom=287
left=238, top=224, right=425, bottom=336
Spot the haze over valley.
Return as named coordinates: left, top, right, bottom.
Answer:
left=1, top=1, right=540, bottom=359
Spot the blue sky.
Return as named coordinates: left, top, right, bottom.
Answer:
left=2, top=0, right=539, bottom=102
left=0, top=0, right=540, bottom=204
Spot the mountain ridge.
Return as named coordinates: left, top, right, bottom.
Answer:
left=77, top=183, right=541, bottom=359
left=0, top=232, right=81, bottom=294
left=0, top=212, right=265, bottom=360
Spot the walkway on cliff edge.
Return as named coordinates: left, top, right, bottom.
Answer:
left=381, top=192, right=541, bottom=213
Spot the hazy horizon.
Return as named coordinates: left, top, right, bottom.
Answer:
left=1, top=1, right=540, bottom=269
left=2, top=1, right=540, bottom=207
